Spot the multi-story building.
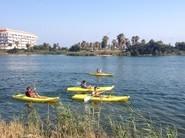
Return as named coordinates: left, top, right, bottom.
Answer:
left=0, top=28, right=38, bottom=49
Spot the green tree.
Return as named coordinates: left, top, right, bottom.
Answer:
left=141, top=39, right=146, bottom=45
left=80, top=41, right=87, bottom=49
left=69, top=43, right=81, bottom=51
left=43, top=43, right=50, bottom=50
left=117, top=33, right=126, bottom=49
left=94, top=41, right=101, bottom=50
left=26, top=43, right=31, bottom=49
left=112, top=39, right=117, bottom=50
left=175, top=42, right=185, bottom=50
left=125, top=38, right=131, bottom=48
left=101, top=35, right=109, bottom=49
left=131, top=36, right=140, bottom=46
left=135, top=36, right=140, bottom=44
left=156, top=41, right=163, bottom=45
left=53, top=43, right=60, bottom=50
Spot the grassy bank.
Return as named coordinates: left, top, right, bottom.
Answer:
left=0, top=103, right=178, bottom=138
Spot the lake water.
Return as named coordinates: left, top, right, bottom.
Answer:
left=0, top=55, right=185, bottom=137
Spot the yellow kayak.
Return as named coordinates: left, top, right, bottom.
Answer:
left=67, top=85, right=114, bottom=93
left=12, top=94, right=59, bottom=103
left=72, top=94, right=130, bottom=102
left=89, top=72, right=113, bottom=76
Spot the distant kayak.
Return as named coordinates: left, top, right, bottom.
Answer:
left=12, top=94, right=59, bottom=103
left=89, top=72, right=113, bottom=76
left=67, top=85, right=114, bottom=93
left=72, top=94, right=130, bottom=102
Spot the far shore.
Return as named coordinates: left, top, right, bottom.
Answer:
left=1, top=49, right=185, bottom=56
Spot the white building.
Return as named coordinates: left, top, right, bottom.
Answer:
left=0, top=28, right=38, bottom=49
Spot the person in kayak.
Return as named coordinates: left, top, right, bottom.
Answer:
left=25, top=86, right=39, bottom=98
left=91, top=86, right=103, bottom=97
left=96, top=68, right=102, bottom=73
left=80, top=80, right=92, bottom=88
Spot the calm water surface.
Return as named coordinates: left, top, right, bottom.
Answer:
left=0, top=55, right=185, bottom=136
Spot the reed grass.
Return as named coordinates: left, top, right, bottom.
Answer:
left=109, top=106, right=178, bottom=138
left=0, top=103, right=178, bottom=138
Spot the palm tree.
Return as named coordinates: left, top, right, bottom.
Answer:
left=117, top=33, right=126, bottom=49
left=80, top=41, right=87, bottom=49
left=53, top=43, right=60, bottom=50
left=131, top=36, right=135, bottom=45
left=43, top=42, right=51, bottom=50
left=26, top=43, right=31, bottom=51
left=86, top=42, right=92, bottom=50
left=141, top=39, right=146, bottom=45
left=94, top=41, right=101, bottom=50
left=125, top=38, right=131, bottom=48
left=101, top=35, right=109, bottom=49
left=26, top=43, right=31, bottom=50
left=156, top=41, right=163, bottom=45
left=149, top=39, right=155, bottom=44
left=131, top=36, right=140, bottom=45
left=112, top=39, right=117, bottom=50
left=135, top=35, right=140, bottom=44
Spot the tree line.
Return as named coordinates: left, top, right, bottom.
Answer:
left=68, top=33, right=185, bottom=56
left=6, top=42, right=68, bottom=54
left=6, top=33, right=185, bottom=56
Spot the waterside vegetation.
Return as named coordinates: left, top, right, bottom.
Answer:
left=1, top=34, right=185, bottom=56
left=1, top=43, right=68, bottom=55
left=68, top=34, right=185, bottom=56
left=0, top=103, right=177, bottom=138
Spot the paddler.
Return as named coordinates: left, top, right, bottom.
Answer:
left=25, top=86, right=39, bottom=98
left=96, top=68, right=102, bottom=73
left=80, top=80, right=93, bottom=88
left=91, top=86, right=103, bottom=97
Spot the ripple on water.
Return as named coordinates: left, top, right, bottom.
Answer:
left=0, top=56, right=185, bottom=136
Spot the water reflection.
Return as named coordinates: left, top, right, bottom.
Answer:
left=84, top=102, right=102, bottom=136
left=8, top=57, right=39, bottom=72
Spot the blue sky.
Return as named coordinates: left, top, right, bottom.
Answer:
left=1, top=0, right=185, bottom=47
